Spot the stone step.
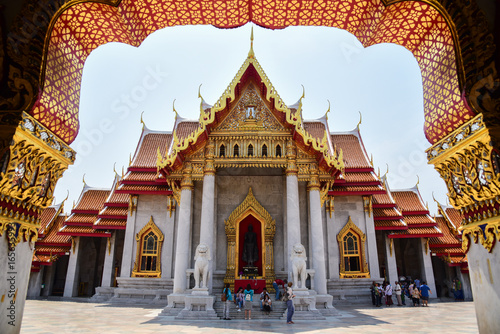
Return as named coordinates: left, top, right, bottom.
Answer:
left=214, top=301, right=288, bottom=319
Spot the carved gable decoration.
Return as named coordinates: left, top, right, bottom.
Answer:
left=215, top=85, right=285, bottom=132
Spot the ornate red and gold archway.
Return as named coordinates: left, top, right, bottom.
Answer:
left=32, top=0, right=476, bottom=145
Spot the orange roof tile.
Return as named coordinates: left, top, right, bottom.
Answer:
left=106, top=190, right=129, bottom=204
left=123, top=171, right=158, bottom=182
left=99, top=207, right=127, bottom=217
left=65, top=213, right=96, bottom=225
left=374, top=220, right=407, bottom=229
left=449, top=256, right=468, bottom=264
left=32, top=255, right=53, bottom=263
left=132, top=132, right=172, bottom=169
left=94, top=218, right=127, bottom=229
left=444, top=207, right=463, bottom=229
left=403, top=214, right=436, bottom=226
left=35, top=245, right=70, bottom=254
left=304, top=122, right=326, bottom=141
left=392, top=190, right=427, bottom=212
left=39, top=207, right=57, bottom=232
left=429, top=216, right=461, bottom=245
left=117, top=184, right=171, bottom=193
left=58, top=225, right=111, bottom=237
left=39, top=216, right=71, bottom=244
left=330, top=185, right=385, bottom=193
left=74, top=189, right=110, bottom=212
left=388, top=226, right=443, bottom=238
left=373, top=192, right=396, bottom=206
left=176, top=121, right=199, bottom=141
left=374, top=208, right=402, bottom=218
left=431, top=247, right=464, bottom=255
left=343, top=172, right=378, bottom=183
left=331, top=134, right=371, bottom=169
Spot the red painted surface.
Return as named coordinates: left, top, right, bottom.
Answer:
left=238, top=215, right=262, bottom=276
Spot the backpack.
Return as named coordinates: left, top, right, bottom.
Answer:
left=283, top=289, right=289, bottom=301
left=245, top=293, right=251, bottom=301
left=221, top=288, right=227, bottom=302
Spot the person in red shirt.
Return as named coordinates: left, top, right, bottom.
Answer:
left=273, top=278, right=287, bottom=301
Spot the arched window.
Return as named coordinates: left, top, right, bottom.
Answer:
left=262, top=144, right=268, bottom=157
left=234, top=144, right=240, bottom=157
left=337, top=217, right=369, bottom=278
left=342, top=231, right=360, bottom=272
left=220, top=144, right=226, bottom=157
left=132, top=216, right=164, bottom=278
left=276, top=144, right=282, bottom=157
left=248, top=144, right=253, bottom=157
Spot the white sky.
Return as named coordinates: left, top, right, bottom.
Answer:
left=53, top=24, right=449, bottom=214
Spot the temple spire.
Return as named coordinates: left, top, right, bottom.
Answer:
left=248, top=26, right=255, bottom=59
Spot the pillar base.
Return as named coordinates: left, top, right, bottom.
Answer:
left=162, top=294, right=218, bottom=319
left=287, top=289, right=326, bottom=320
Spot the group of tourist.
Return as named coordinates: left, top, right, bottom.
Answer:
left=371, top=279, right=432, bottom=308
left=221, top=278, right=296, bottom=323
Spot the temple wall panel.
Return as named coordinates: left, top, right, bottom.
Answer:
left=333, top=196, right=365, bottom=233
left=131, top=195, right=174, bottom=278
left=215, top=168, right=285, bottom=273
left=27, top=269, right=43, bottom=298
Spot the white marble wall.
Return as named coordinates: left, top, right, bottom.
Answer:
left=63, top=237, right=81, bottom=297
left=467, top=241, right=500, bottom=333
left=418, top=238, right=437, bottom=299
left=120, top=195, right=175, bottom=279
left=0, top=237, right=35, bottom=334
left=26, top=267, right=43, bottom=298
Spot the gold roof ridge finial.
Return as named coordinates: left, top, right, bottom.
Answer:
left=248, top=26, right=255, bottom=59
left=416, top=174, right=420, bottom=186
left=129, top=153, right=132, bottom=166
left=357, top=111, right=362, bottom=131
left=121, top=166, right=125, bottom=178
left=140, top=111, right=146, bottom=130
left=198, top=84, right=203, bottom=99
left=62, top=190, right=69, bottom=204
left=113, top=162, right=118, bottom=177
left=82, top=173, right=87, bottom=187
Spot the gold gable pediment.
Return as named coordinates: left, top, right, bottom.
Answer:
left=214, top=85, right=287, bottom=134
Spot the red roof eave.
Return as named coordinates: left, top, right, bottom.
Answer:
left=94, top=225, right=126, bottom=230
left=388, top=232, right=444, bottom=239
left=329, top=190, right=386, bottom=196
left=375, top=226, right=408, bottom=231
left=58, top=231, right=111, bottom=238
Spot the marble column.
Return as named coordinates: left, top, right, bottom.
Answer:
left=41, top=264, right=56, bottom=297
left=120, top=195, right=138, bottom=278
left=325, top=197, right=339, bottom=279
left=172, top=164, right=194, bottom=294
left=100, top=232, right=116, bottom=287
left=384, top=235, right=398, bottom=284
left=27, top=267, right=43, bottom=298
left=64, top=237, right=81, bottom=297
left=419, top=238, right=437, bottom=299
left=286, top=140, right=300, bottom=279
left=308, top=170, right=328, bottom=294
left=363, top=196, right=380, bottom=278
left=198, top=142, right=216, bottom=291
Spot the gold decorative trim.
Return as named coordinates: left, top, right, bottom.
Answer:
left=158, top=53, right=344, bottom=174
left=337, top=216, right=370, bottom=279
left=326, top=196, right=334, bottom=218
left=129, top=195, right=138, bottom=216
left=224, top=187, right=276, bottom=290
left=461, top=220, right=499, bottom=254
left=132, top=216, right=164, bottom=278
left=363, top=196, right=373, bottom=217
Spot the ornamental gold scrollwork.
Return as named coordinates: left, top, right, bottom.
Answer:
left=461, top=222, right=500, bottom=254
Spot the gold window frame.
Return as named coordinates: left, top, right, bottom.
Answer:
left=337, top=216, right=370, bottom=279
left=132, top=216, right=164, bottom=278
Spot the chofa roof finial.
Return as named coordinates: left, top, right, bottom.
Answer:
left=248, top=26, right=255, bottom=59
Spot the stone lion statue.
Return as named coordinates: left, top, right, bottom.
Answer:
left=194, top=243, right=211, bottom=289
left=291, top=243, right=307, bottom=289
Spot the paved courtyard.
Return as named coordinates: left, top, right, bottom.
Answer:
left=21, top=299, right=478, bottom=333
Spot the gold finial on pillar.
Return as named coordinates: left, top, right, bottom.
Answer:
left=248, top=26, right=255, bottom=59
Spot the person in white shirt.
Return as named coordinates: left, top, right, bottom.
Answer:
left=384, top=282, right=393, bottom=306
left=394, top=281, right=403, bottom=306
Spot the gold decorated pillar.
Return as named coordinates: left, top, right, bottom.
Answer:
left=427, top=114, right=500, bottom=331
left=0, top=113, right=75, bottom=332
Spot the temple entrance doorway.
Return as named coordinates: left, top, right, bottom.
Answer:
left=224, top=188, right=276, bottom=293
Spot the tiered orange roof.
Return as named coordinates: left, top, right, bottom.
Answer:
left=329, top=128, right=386, bottom=196
left=94, top=175, right=129, bottom=230
left=429, top=204, right=468, bottom=272
left=32, top=204, right=71, bottom=272
left=388, top=186, right=443, bottom=239
left=117, top=128, right=172, bottom=195
left=58, top=185, right=110, bottom=238
left=372, top=177, right=407, bottom=231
